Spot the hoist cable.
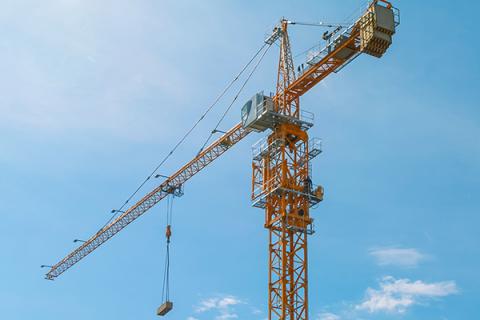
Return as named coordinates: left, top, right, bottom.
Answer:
left=198, top=42, right=273, bottom=153
left=168, top=194, right=174, bottom=226
left=161, top=243, right=170, bottom=302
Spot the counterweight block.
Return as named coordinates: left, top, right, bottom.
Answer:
left=360, top=2, right=398, bottom=58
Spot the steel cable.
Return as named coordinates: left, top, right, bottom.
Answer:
left=198, top=42, right=273, bottom=153
left=100, top=42, right=269, bottom=230
left=161, top=194, right=173, bottom=303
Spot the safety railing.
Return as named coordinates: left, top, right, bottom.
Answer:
left=252, top=176, right=324, bottom=209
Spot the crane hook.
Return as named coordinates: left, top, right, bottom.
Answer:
left=166, top=224, right=172, bottom=244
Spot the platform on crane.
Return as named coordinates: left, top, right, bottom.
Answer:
left=252, top=136, right=322, bottom=164
left=252, top=176, right=324, bottom=210
left=252, top=137, right=284, bottom=161
left=303, top=22, right=360, bottom=75
left=241, top=92, right=314, bottom=132
left=308, top=138, right=322, bottom=159
left=251, top=130, right=324, bottom=211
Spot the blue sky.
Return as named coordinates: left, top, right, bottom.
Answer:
left=1, top=0, right=479, bottom=319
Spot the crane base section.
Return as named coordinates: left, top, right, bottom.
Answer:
left=157, top=301, right=173, bottom=316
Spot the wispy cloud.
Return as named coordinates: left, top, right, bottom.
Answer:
left=251, top=307, right=262, bottom=315
left=195, top=295, right=243, bottom=320
left=356, top=276, right=458, bottom=314
left=369, top=247, right=426, bottom=267
left=317, top=312, right=341, bottom=320
left=0, top=1, right=200, bottom=141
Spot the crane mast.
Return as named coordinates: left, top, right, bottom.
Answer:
left=249, top=2, right=398, bottom=318
left=270, top=20, right=312, bottom=319
left=252, top=19, right=318, bottom=320
left=45, top=1, right=399, bottom=319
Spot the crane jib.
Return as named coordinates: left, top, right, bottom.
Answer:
left=45, top=123, right=250, bottom=280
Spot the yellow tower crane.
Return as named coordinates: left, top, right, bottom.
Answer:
left=44, top=1, right=399, bottom=319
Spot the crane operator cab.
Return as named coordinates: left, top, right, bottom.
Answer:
left=241, top=92, right=275, bottom=132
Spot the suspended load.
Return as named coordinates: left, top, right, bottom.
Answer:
left=157, top=198, right=174, bottom=316
left=359, top=0, right=397, bottom=58
left=157, top=226, right=173, bottom=316
left=157, top=301, right=173, bottom=316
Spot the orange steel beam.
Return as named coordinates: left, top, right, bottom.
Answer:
left=45, top=123, right=250, bottom=280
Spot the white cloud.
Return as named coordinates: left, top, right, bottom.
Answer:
left=369, top=247, right=426, bottom=267
left=356, top=276, right=458, bottom=314
left=251, top=307, right=262, bottom=315
left=187, top=317, right=199, bottom=320
left=317, top=312, right=341, bottom=320
left=195, top=295, right=243, bottom=320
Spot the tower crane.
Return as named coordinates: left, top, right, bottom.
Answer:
left=44, top=1, right=399, bottom=319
